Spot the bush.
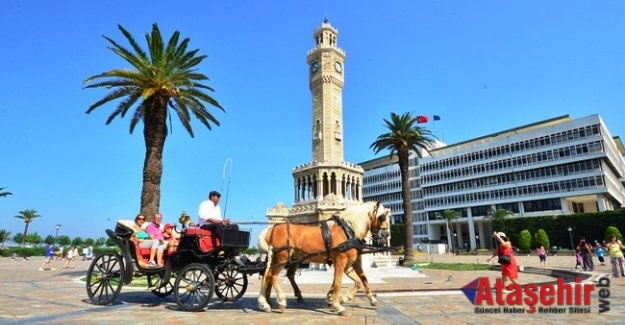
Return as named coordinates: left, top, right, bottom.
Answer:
left=605, top=226, right=623, bottom=242
left=496, top=209, right=625, bottom=249
left=390, top=223, right=406, bottom=248
left=518, top=229, right=532, bottom=251
left=1, top=246, right=47, bottom=257
left=534, top=229, right=550, bottom=249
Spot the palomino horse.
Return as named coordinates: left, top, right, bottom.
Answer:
left=258, top=207, right=391, bottom=307
left=257, top=201, right=388, bottom=316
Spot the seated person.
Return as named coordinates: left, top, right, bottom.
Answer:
left=163, top=223, right=179, bottom=255
left=144, top=213, right=168, bottom=267
left=131, top=214, right=161, bottom=268
left=198, top=191, right=237, bottom=240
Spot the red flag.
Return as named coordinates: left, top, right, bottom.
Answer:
left=416, top=115, right=429, bottom=123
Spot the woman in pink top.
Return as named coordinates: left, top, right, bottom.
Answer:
left=536, top=244, right=547, bottom=268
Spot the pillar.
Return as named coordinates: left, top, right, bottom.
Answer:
left=597, top=194, right=607, bottom=212
left=455, top=222, right=463, bottom=251
left=478, top=221, right=486, bottom=249
left=560, top=197, right=569, bottom=214
left=467, top=207, right=476, bottom=250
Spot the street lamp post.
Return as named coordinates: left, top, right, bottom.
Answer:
left=475, top=235, right=480, bottom=249
left=567, top=226, right=574, bottom=251
left=55, top=224, right=61, bottom=245
left=453, top=233, right=458, bottom=254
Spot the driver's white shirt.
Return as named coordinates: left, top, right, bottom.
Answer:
left=198, top=200, right=222, bottom=225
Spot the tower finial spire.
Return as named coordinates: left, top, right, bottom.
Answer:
left=323, top=11, right=328, bottom=24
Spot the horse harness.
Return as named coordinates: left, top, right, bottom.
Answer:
left=270, top=215, right=364, bottom=267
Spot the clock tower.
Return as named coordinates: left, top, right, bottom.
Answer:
left=286, top=18, right=364, bottom=220
left=307, top=18, right=346, bottom=162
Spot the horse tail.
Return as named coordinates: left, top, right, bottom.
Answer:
left=257, top=226, right=272, bottom=253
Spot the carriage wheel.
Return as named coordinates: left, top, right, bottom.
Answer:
left=174, top=263, right=215, bottom=312
left=147, top=273, right=174, bottom=297
left=86, top=252, right=125, bottom=305
left=215, top=266, right=248, bottom=301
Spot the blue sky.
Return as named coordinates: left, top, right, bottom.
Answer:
left=1, top=1, right=624, bottom=242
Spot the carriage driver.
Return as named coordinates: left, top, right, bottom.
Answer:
left=198, top=191, right=237, bottom=239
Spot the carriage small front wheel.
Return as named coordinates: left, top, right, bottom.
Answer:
left=174, top=263, right=215, bottom=312
left=86, top=252, right=125, bottom=305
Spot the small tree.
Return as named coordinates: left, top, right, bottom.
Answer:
left=72, top=237, right=84, bottom=246
left=12, top=233, right=24, bottom=245
left=44, top=235, right=55, bottom=245
left=518, top=229, right=533, bottom=251
left=0, top=229, right=11, bottom=250
left=57, top=235, right=71, bottom=246
left=95, top=237, right=106, bottom=247
left=437, top=209, right=461, bottom=253
left=84, top=238, right=95, bottom=246
left=26, top=233, right=42, bottom=246
left=487, top=208, right=513, bottom=230
left=105, top=238, right=116, bottom=247
left=605, top=226, right=623, bottom=242
left=534, top=229, right=550, bottom=249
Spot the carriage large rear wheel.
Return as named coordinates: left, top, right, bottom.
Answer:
left=174, top=263, right=215, bottom=312
left=86, top=252, right=125, bottom=305
left=215, top=266, right=248, bottom=301
left=147, top=272, right=174, bottom=297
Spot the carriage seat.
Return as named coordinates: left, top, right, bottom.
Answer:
left=116, top=219, right=176, bottom=265
left=182, top=227, right=220, bottom=252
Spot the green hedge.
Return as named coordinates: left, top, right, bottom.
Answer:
left=390, top=223, right=406, bottom=248
left=1, top=246, right=47, bottom=257
left=1, top=246, right=118, bottom=257
left=497, top=209, right=625, bottom=249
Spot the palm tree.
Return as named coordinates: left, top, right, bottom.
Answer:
left=0, top=187, right=12, bottom=198
left=85, top=24, right=224, bottom=220
left=437, top=209, right=461, bottom=253
left=0, top=228, right=11, bottom=250
left=486, top=208, right=513, bottom=231
left=14, top=209, right=41, bottom=246
left=370, top=112, right=436, bottom=261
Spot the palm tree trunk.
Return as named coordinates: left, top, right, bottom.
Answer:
left=140, top=94, right=169, bottom=221
left=22, top=222, right=29, bottom=246
left=398, top=150, right=414, bottom=261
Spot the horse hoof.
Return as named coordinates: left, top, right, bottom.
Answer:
left=278, top=304, right=286, bottom=312
left=370, top=300, right=378, bottom=307
left=338, top=310, right=350, bottom=317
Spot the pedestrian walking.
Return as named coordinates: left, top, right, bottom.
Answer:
left=606, top=235, right=625, bottom=277
left=39, top=244, right=56, bottom=271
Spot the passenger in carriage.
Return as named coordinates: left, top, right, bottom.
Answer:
left=198, top=191, right=237, bottom=240
left=163, top=223, right=179, bottom=255
left=131, top=214, right=162, bottom=268
left=145, top=213, right=168, bottom=267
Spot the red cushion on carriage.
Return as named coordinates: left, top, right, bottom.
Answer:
left=184, top=227, right=214, bottom=236
left=183, top=227, right=220, bottom=252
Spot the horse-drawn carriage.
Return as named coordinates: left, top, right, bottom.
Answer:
left=86, top=220, right=264, bottom=311
left=87, top=201, right=393, bottom=316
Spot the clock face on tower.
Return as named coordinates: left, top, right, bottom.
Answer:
left=334, top=62, right=342, bottom=73
left=311, top=61, right=320, bottom=73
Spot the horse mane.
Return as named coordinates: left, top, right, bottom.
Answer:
left=336, top=201, right=381, bottom=238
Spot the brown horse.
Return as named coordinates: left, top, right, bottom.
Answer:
left=257, top=201, right=388, bottom=316
left=258, top=208, right=390, bottom=307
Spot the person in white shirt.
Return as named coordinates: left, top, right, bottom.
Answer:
left=198, top=191, right=236, bottom=238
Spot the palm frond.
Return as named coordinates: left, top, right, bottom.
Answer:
left=117, top=24, right=149, bottom=62
left=86, top=87, right=137, bottom=114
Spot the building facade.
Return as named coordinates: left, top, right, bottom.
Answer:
left=362, top=114, right=625, bottom=250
